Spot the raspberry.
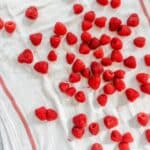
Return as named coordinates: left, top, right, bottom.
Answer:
left=72, top=126, right=85, bottom=139
left=127, top=13, right=139, bottom=27
left=111, top=37, right=123, bottom=50
left=79, top=43, right=90, bottom=54
left=75, top=91, right=86, bottom=103
left=99, top=34, right=111, bottom=45
left=73, top=113, right=87, bottom=128
left=133, top=37, right=146, bottom=48
left=81, top=68, right=91, bottom=78
left=111, top=50, right=123, bottom=62
left=69, top=72, right=81, bottom=83
left=93, top=48, right=104, bottom=59
left=25, top=6, right=38, bottom=20
left=89, top=122, right=100, bottom=135
left=84, top=11, right=96, bottom=22
left=47, top=50, right=57, bottom=61
left=59, top=82, right=69, bottom=93
left=46, top=108, right=58, bottom=121
left=137, top=112, right=149, bottom=126
left=117, top=25, right=131, bottom=36
left=144, top=54, right=150, bottom=66
left=114, top=69, right=125, bottom=79
left=34, top=61, right=48, bottom=74
left=0, top=18, right=4, bottom=30
left=50, top=35, right=61, bottom=48
left=136, top=73, right=149, bottom=84
left=35, top=106, right=47, bottom=121
left=122, top=132, right=134, bottom=143
left=66, top=53, right=75, bottom=64
left=72, top=59, right=85, bottom=73
left=97, top=94, right=108, bottom=106
left=140, top=83, right=150, bottom=95
left=118, top=142, right=130, bottom=150
left=54, top=22, right=67, bottom=36
left=73, top=3, right=84, bottom=14
left=88, top=75, right=101, bottom=90
left=66, top=87, right=76, bottom=97
left=96, top=0, right=109, bottom=6
left=29, top=32, right=42, bottom=46
left=113, top=78, right=126, bottom=91
left=4, top=21, right=16, bottom=33
left=89, top=37, right=100, bottom=49
left=81, top=31, right=92, bottom=43
left=104, top=115, right=118, bottom=129
left=145, top=129, right=150, bottom=143
left=95, top=17, right=107, bottom=28
left=91, top=61, right=104, bottom=76
left=82, top=20, right=92, bottom=31
left=66, top=32, right=78, bottom=45
left=125, top=88, right=140, bottom=102
left=103, top=83, right=116, bottom=95
left=101, top=57, right=112, bottom=66
left=103, top=70, right=114, bottom=81
left=91, top=143, right=103, bottom=150
left=109, top=17, right=122, bottom=31
left=18, top=49, right=33, bottom=64
left=111, top=130, right=122, bottom=142
left=124, top=56, right=137, bottom=69
left=110, top=0, right=121, bottom=9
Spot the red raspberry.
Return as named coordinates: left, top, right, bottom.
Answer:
left=122, top=132, right=134, bottom=143
left=18, top=49, right=33, bottom=64
left=118, top=142, right=130, bottom=150
left=25, top=6, right=38, bottom=20
left=0, top=18, right=4, bottom=30
left=97, top=94, right=108, bottom=106
left=113, top=78, right=126, bottom=91
left=73, top=113, right=87, bottom=128
left=93, top=48, right=104, bottom=59
left=101, top=57, right=112, bottom=66
left=84, top=11, right=96, bottom=22
left=81, top=68, right=91, bottom=78
left=72, top=126, right=85, bottom=139
left=88, top=75, right=101, bottom=90
left=66, top=32, right=78, bottom=45
left=133, top=37, right=146, bottom=48
left=79, top=43, right=90, bottom=54
left=137, top=112, right=149, bottom=126
left=111, top=50, right=123, bottom=62
left=118, top=25, right=131, bottom=36
left=103, top=70, right=114, bottom=81
left=91, top=143, right=103, bottom=150
left=72, top=59, right=85, bottom=73
left=89, top=37, right=100, bottom=49
left=50, top=35, right=61, bottom=48
left=4, top=21, right=16, bottom=33
left=109, top=17, right=122, bottom=31
left=75, top=91, right=86, bottom=103
left=96, top=0, right=109, bottom=6
left=103, top=83, right=116, bottom=95
left=136, top=73, right=149, bottom=84
left=34, top=61, right=48, bottom=74
left=125, top=88, right=140, bottom=102
left=99, top=34, right=111, bottom=45
left=89, top=122, right=100, bottom=135
left=127, top=13, right=139, bottom=27
left=35, top=106, right=47, bottom=121
left=82, top=20, right=92, bottom=31
left=140, top=83, right=150, bottom=95
left=54, top=22, right=67, bottom=36
left=110, top=0, right=121, bottom=9
left=95, top=17, right=107, bottom=28
left=69, top=72, right=81, bottom=83
left=66, top=87, right=76, bottom=97
left=111, top=37, right=123, bottom=50
left=47, top=50, right=57, bottom=61
left=104, top=115, right=118, bottom=129
left=59, top=82, right=69, bottom=93
left=81, top=31, right=92, bottom=43
left=66, top=53, right=75, bottom=64
left=145, top=129, right=150, bottom=143
left=111, top=130, right=122, bottom=142
left=144, top=54, right=150, bottom=66
left=114, top=69, right=125, bottom=79
left=29, top=32, right=42, bottom=46
left=73, top=3, right=84, bottom=14
left=46, top=108, right=58, bottom=121
left=91, top=61, right=104, bottom=76
left=124, top=56, right=137, bottom=69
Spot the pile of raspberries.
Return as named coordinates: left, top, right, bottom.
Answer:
left=1, top=0, right=150, bottom=149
